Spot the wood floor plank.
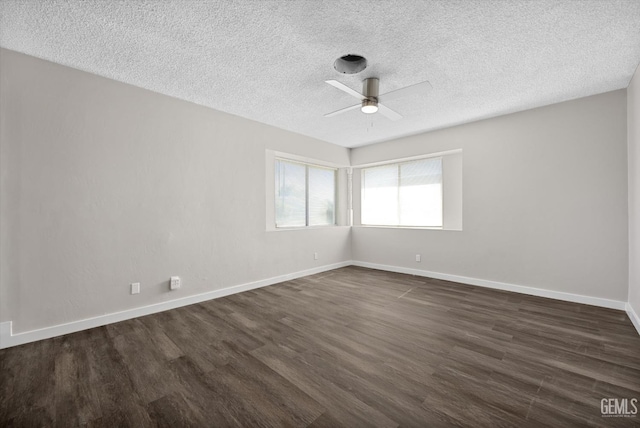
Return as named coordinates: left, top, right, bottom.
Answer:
left=0, top=336, right=60, bottom=423
left=251, top=344, right=399, bottom=428
left=1, top=266, right=639, bottom=427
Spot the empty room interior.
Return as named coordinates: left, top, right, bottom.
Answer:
left=2, top=1, right=640, bottom=427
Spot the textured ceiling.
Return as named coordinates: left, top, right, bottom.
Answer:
left=1, top=1, right=640, bottom=148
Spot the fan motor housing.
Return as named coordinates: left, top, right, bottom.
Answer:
left=363, top=78, right=379, bottom=98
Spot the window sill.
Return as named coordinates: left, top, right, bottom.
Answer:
left=268, top=225, right=349, bottom=232
left=354, top=225, right=460, bottom=231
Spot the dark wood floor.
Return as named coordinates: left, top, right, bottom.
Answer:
left=1, top=266, right=640, bottom=427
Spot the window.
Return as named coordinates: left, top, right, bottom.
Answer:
left=275, top=158, right=336, bottom=228
left=361, top=157, right=443, bottom=227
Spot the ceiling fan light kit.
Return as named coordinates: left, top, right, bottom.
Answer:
left=361, top=99, right=378, bottom=114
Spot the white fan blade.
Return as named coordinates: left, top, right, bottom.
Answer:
left=325, top=80, right=365, bottom=100
left=380, top=80, right=432, bottom=103
left=324, top=103, right=361, bottom=118
left=377, top=103, right=402, bottom=121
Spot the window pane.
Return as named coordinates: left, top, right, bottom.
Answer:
left=275, top=160, right=306, bottom=227
left=308, top=166, right=335, bottom=226
left=399, top=158, right=442, bottom=227
left=361, top=164, right=399, bottom=225
left=361, top=157, right=443, bottom=227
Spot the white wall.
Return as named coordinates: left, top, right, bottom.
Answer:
left=351, top=90, right=629, bottom=302
left=629, top=64, right=640, bottom=321
left=0, top=48, right=634, bottom=340
left=0, top=49, right=351, bottom=334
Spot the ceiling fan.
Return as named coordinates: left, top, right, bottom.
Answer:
left=324, top=78, right=432, bottom=121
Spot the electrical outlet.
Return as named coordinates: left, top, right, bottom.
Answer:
left=314, top=252, right=318, bottom=260
left=130, top=282, right=140, bottom=295
left=415, top=254, right=421, bottom=262
left=170, top=276, right=181, bottom=290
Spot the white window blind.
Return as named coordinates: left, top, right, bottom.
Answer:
left=361, top=157, right=443, bottom=227
left=275, top=159, right=336, bottom=228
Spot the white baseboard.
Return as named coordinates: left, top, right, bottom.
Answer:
left=2, top=260, right=636, bottom=349
left=0, top=261, right=351, bottom=350
left=351, top=261, right=627, bottom=311
left=626, top=303, right=640, bottom=336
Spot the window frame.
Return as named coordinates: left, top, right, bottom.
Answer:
left=360, top=156, right=444, bottom=229
left=274, top=157, right=338, bottom=229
